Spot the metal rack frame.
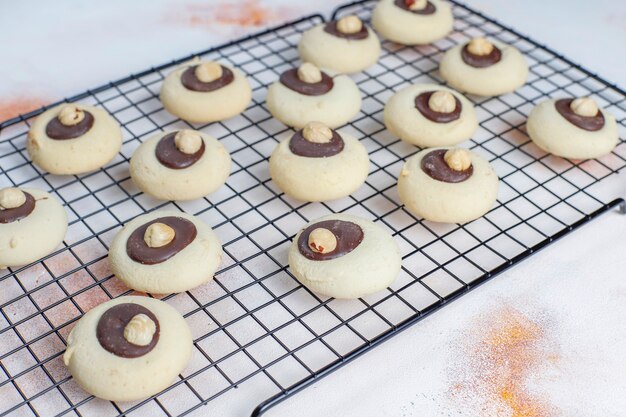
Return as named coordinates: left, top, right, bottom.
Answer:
left=0, top=1, right=624, bottom=416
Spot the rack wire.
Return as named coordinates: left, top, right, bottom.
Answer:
left=0, top=0, right=625, bottom=416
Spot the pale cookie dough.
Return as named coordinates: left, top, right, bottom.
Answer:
left=439, top=38, right=528, bottom=96
left=130, top=129, right=231, bottom=201
left=372, top=0, right=453, bottom=45
left=160, top=59, right=252, bottom=123
left=398, top=147, right=499, bottom=223
left=266, top=63, right=362, bottom=128
left=289, top=213, right=401, bottom=299
left=269, top=122, right=369, bottom=202
left=384, top=83, right=477, bottom=147
left=109, top=210, right=222, bottom=294
left=27, top=104, right=122, bottom=175
left=298, top=15, right=381, bottom=74
left=63, top=296, right=192, bottom=402
left=527, top=97, right=619, bottom=160
left=0, top=187, right=67, bottom=269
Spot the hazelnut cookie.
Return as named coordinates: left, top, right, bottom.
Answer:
left=266, top=62, right=361, bottom=128
left=0, top=187, right=67, bottom=269
left=160, top=59, right=252, bottom=123
left=384, top=83, right=477, bottom=147
left=372, top=0, right=453, bottom=45
left=27, top=104, right=122, bottom=175
left=440, top=38, right=528, bottom=96
left=269, top=122, right=369, bottom=202
left=130, top=129, right=231, bottom=201
left=398, top=147, right=499, bottom=223
left=109, top=211, right=222, bottom=294
left=64, top=296, right=192, bottom=401
left=289, top=213, right=401, bottom=299
left=298, top=15, right=381, bottom=74
left=527, top=97, right=618, bottom=160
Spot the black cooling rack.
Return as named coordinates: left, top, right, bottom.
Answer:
left=1, top=1, right=625, bottom=416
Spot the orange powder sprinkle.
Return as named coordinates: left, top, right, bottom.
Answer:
left=167, top=0, right=296, bottom=30
left=0, top=97, right=48, bottom=122
left=449, top=306, right=559, bottom=417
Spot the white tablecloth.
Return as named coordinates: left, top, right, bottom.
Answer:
left=1, top=1, right=624, bottom=416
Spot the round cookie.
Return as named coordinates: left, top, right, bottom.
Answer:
left=298, top=15, right=381, bottom=74
left=289, top=213, right=401, bottom=299
left=527, top=97, right=618, bottom=160
left=266, top=63, right=362, bottom=128
left=269, top=122, right=369, bottom=202
left=27, top=104, right=122, bottom=175
left=384, top=83, right=478, bottom=147
left=109, top=210, right=222, bottom=294
left=130, top=129, right=231, bottom=201
left=0, top=187, right=67, bottom=269
left=398, top=147, right=499, bottom=223
left=372, top=0, right=453, bottom=45
left=439, top=37, right=528, bottom=96
left=160, top=59, right=252, bottom=123
left=63, top=296, right=192, bottom=402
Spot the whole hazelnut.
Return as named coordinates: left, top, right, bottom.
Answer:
left=336, top=15, right=363, bottom=34
left=302, top=121, right=333, bottom=144
left=0, top=188, right=26, bottom=209
left=58, top=105, right=85, bottom=126
left=174, top=130, right=203, bottom=154
left=444, top=148, right=472, bottom=172
left=570, top=97, right=599, bottom=117
left=123, top=313, right=157, bottom=346
left=195, top=61, right=223, bottom=83
left=428, top=91, right=456, bottom=114
left=406, top=0, right=428, bottom=10
left=308, top=228, right=338, bottom=254
left=144, top=222, right=176, bottom=248
left=297, top=62, right=322, bottom=84
left=467, top=37, right=494, bottom=56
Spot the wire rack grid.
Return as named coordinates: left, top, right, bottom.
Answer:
left=0, top=1, right=625, bottom=416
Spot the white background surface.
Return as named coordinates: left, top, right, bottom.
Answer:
left=1, top=1, right=625, bottom=416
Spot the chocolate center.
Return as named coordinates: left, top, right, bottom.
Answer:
left=415, top=91, right=462, bottom=123
left=554, top=99, right=605, bottom=132
left=421, top=149, right=473, bottom=183
left=181, top=65, right=234, bottom=92
left=394, top=0, right=436, bottom=15
left=0, top=192, right=36, bottom=224
left=289, top=130, right=344, bottom=158
left=297, top=220, right=364, bottom=261
left=324, top=21, right=369, bottom=40
left=279, top=68, right=334, bottom=96
left=155, top=132, right=206, bottom=169
left=461, top=44, right=502, bottom=68
left=96, top=303, right=160, bottom=358
left=46, top=111, right=95, bottom=140
left=126, top=216, right=197, bottom=265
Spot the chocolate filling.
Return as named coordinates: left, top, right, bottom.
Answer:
left=394, top=0, right=436, bottom=15
left=96, top=303, right=160, bottom=358
left=324, top=21, right=369, bottom=40
left=46, top=111, right=95, bottom=140
left=297, top=220, right=364, bottom=261
left=421, top=149, right=473, bottom=183
left=415, top=91, right=462, bottom=123
left=0, top=192, right=36, bottom=224
left=155, top=132, right=206, bottom=169
left=461, top=44, right=502, bottom=68
left=289, top=130, right=344, bottom=158
left=279, top=68, right=334, bottom=96
left=126, top=216, right=197, bottom=265
left=555, top=99, right=605, bottom=132
left=181, top=65, right=234, bottom=92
